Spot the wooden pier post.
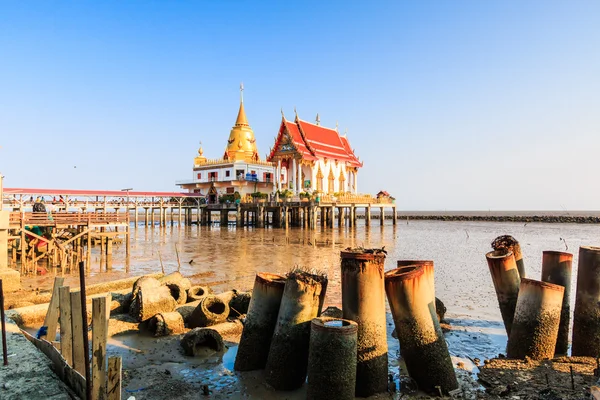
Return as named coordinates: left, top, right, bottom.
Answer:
left=178, top=204, right=182, bottom=226
left=366, top=206, right=371, bottom=227
left=329, top=206, right=334, bottom=228
left=220, top=210, right=228, bottom=226
left=58, top=286, right=73, bottom=366
left=92, top=295, right=109, bottom=400
left=380, top=207, right=384, bottom=226
left=106, top=238, right=113, bottom=270
left=70, top=291, right=85, bottom=376
left=144, top=208, right=149, bottom=227
left=392, top=205, right=396, bottom=225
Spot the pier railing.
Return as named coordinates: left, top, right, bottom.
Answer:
left=9, top=212, right=128, bottom=227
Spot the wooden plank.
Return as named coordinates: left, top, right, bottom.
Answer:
left=62, top=228, right=90, bottom=246
left=22, top=330, right=86, bottom=400
left=70, top=290, right=86, bottom=376
left=91, top=295, right=109, bottom=400
left=106, top=357, right=122, bottom=400
left=58, top=286, right=73, bottom=366
left=43, top=277, right=65, bottom=341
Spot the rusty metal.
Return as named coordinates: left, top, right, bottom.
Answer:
left=385, top=265, right=458, bottom=394
left=235, top=272, right=286, bottom=371
left=506, top=278, right=564, bottom=359
left=1, top=279, right=8, bottom=366
left=264, top=270, right=327, bottom=390
left=341, top=249, right=388, bottom=397
left=572, top=246, right=600, bottom=356
left=486, top=249, right=521, bottom=335
left=541, top=250, right=573, bottom=355
left=492, top=235, right=526, bottom=278
left=307, top=317, right=358, bottom=400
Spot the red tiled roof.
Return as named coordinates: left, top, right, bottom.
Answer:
left=267, top=116, right=362, bottom=167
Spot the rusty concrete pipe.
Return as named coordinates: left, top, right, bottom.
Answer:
left=397, top=260, right=435, bottom=310
left=385, top=265, right=458, bottom=394
left=572, top=246, right=600, bottom=356
left=506, top=279, right=564, bottom=360
left=234, top=273, right=286, bottom=371
left=341, top=249, right=388, bottom=397
left=265, top=270, right=328, bottom=390
left=492, top=235, right=526, bottom=278
left=188, top=295, right=230, bottom=328
left=486, top=249, right=521, bottom=336
left=307, top=317, right=358, bottom=400
left=541, top=251, right=573, bottom=355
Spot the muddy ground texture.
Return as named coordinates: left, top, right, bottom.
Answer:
left=7, top=272, right=600, bottom=399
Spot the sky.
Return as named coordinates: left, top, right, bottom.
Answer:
left=1, top=1, right=599, bottom=210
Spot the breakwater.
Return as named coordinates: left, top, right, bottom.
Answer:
left=396, top=214, right=600, bottom=224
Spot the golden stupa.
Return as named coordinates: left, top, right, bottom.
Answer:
left=223, top=85, right=260, bottom=162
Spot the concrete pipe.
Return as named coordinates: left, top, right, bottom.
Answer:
left=265, top=270, right=328, bottom=390
left=385, top=265, right=458, bottom=394
left=165, top=282, right=188, bottom=305
left=176, top=300, right=200, bottom=324
left=486, top=249, right=521, bottom=335
left=188, top=295, right=230, bottom=328
left=307, top=317, right=358, bottom=400
left=506, top=279, right=564, bottom=360
left=397, top=260, right=438, bottom=319
left=180, top=327, right=225, bottom=356
left=235, top=273, right=286, bottom=371
left=187, top=286, right=212, bottom=302
left=492, top=235, right=526, bottom=278
left=572, top=246, right=600, bottom=356
left=341, top=249, right=388, bottom=397
left=541, top=250, right=573, bottom=355
left=148, top=311, right=185, bottom=336
left=229, top=291, right=252, bottom=317
left=159, top=272, right=192, bottom=291
left=130, top=285, right=177, bottom=322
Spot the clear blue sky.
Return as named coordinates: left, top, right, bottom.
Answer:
left=1, top=1, right=598, bottom=210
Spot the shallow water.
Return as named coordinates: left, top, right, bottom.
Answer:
left=91, top=219, right=599, bottom=394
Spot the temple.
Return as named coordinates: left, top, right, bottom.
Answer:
left=176, top=86, right=275, bottom=203
left=267, top=111, right=362, bottom=195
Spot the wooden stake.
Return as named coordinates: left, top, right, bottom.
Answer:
left=43, top=277, right=65, bottom=341
left=570, top=365, right=575, bottom=390
left=175, top=244, right=181, bottom=272
left=92, top=295, right=109, bottom=400
left=79, top=261, right=92, bottom=400
left=1, top=280, right=8, bottom=365
left=58, top=286, right=73, bottom=366
left=70, top=290, right=85, bottom=376
left=107, top=356, right=122, bottom=400
left=158, top=250, right=164, bottom=274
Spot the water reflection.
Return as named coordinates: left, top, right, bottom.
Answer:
left=95, top=219, right=599, bottom=362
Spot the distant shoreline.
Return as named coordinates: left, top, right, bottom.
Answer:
left=390, top=210, right=600, bottom=223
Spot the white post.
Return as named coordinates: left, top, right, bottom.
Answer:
left=277, top=159, right=282, bottom=191
left=297, top=161, right=302, bottom=193
left=292, top=158, right=297, bottom=194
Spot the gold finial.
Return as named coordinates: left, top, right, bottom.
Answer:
left=294, top=106, right=297, bottom=117
left=240, top=82, right=244, bottom=103
left=235, top=85, right=249, bottom=126
left=281, top=108, right=285, bottom=119
left=198, top=140, right=204, bottom=156
left=335, top=121, right=339, bottom=131
left=316, top=113, right=320, bottom=125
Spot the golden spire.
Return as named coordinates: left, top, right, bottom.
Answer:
left=235, top=83, right=249, bottom=126
left=224, top=84, right=260, bottom=162
left=194, top=141, right=207, bottom=165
